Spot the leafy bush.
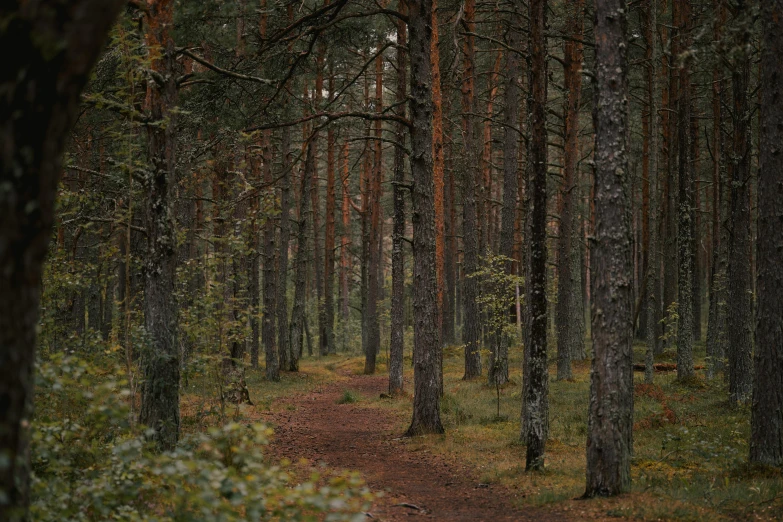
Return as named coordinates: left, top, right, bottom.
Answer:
left=31, top=355, right=371, bottom=521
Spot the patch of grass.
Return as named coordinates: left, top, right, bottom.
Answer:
left=337, top=389, right=360, bottom=404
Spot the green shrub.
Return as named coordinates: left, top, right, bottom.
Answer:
left=31, top=355, right=371, bottom=521
left=337, top=390, right=360, bottom=404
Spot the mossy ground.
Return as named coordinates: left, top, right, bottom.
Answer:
left=182, top=334, right=781, bottom=520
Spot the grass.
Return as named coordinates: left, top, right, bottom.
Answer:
left=337, top=389, right=360, bottom=404
left=349, top=336, right=781, bottom=520
left=184, top=333, right=781, bottom=520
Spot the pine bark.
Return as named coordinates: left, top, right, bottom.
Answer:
left=139, top=0, right=181, bottom=451
left=645, top=0, right=660, bottom=384
left=523, top=0, right=549, bottom=471
left=706, top=0, right=727, bottom=379
left=289, top=144, right=314, bottom=372
left=390, top=2, right=408, bottom=396
left=556, top=0, right=585, bottom=381
left=322, top=72, right=337, bottom=356
left=727, top=0, right=753, bottom=403
left=675, top=0, right=694, bottom=381
left=461, top=0, right=482, bottom=380
left=262, top=131, right=279, bottom=381
left=405, top=0, right=445, bottom=436
left=750, top=0, right=783, bottom=465
left=364, top=49, right=384, bottom=374
left=585, top=0, right=633, bottom=497
left=432, top=0, right=446, bottom=349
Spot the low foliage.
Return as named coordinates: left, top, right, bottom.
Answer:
left=31, top=355, right=371, bottom=521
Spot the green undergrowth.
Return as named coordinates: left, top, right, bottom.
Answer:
left=31, top=353, right=372, bottom=521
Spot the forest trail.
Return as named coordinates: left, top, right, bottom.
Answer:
left=266, top=369, right=567, bottom=521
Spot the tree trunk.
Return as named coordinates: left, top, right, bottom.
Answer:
left=390, top=1, right=408, bottom=396
left=585, top=0, right=633, bottom=497
left=675, top=0, right=694, bottom=381
left=322, top=71, right=337, bottom=356
left=432, top=0, right=446, bottom=351
left=750, top=0, right=783, bottom=465
left=645, top=0, right=660, bottom=384
left=460, top=0, right=482, bottom=381
left=556, top=0, right=585, bottom=381
left=523, top=0, right=549, bottom=472
left=138, top=0, right=181, bottom=452
left=262, top=130, right=279, bottom=381
left=0, top=3, right=122, bottom=518
left=727, top=0, right=753, bottom=404
left=313, top=45, right=325, bottom=356
left=289, top=143, right=314, bottom=372
left=706, top=0, right=727, bottom=379
left=405, top=0, right=444, bottom=436
left=495, top=4, right=524, bottom=387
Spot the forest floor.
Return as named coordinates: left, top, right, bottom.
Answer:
left=264, top=363, right=557, bottom=521
left=217, top=341, right=783, bottom=521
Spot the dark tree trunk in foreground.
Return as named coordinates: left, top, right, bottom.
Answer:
left=405, top=0, right=444, bottom=436
left=750, top=0, right=783, bottom=466
left=0, top=2, right=123, bottom=519
left=523, top=0, right=549, bottom=472
left=389, top=1, right=408, bottom=396
left=460, top=0, right=482, bottom=381
left=139, top=0, right=181, bottom=452
left=585, top=0, right=633, bottom=497
left=495, top=4, right=523, bottom=387
left=727, top=0, right=753, bottom=404
left=556, top=0, right=586, bottom=381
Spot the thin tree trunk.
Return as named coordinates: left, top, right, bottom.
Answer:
left=461, top=0, right=482, bottom=380
left=585, top=0, right=633, bottom=497
left=727, top=0, right=753, bottom=404
left=262, top=130, right=279, bottom=381
left=364, top=47, right=384, bottom=374
left=523, top=0, right=549, bottom=472
left=390, top=1, right=408, bottom=396
left=645, top=0, right=660, bottom=384
left=322, top=71, right=337, bottom=356
left=556, top=0, right=585, bottom=381
left=494, top=3, right=524, bottom=387
left=432, top=0, right=446, bottom=350
left=706, top=0, right=727, bottom=379
left=289, top=143, right=314, bottom=373
left=675, top=0, right=694, bottom=381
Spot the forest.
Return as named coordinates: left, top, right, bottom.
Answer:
left=1, top=0, right=782, bottom=520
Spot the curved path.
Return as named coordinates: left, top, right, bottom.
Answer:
left=267, top=371, right=568, bottom=521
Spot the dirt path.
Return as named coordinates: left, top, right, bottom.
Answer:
left=266, top=371, right=567, bottom=521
